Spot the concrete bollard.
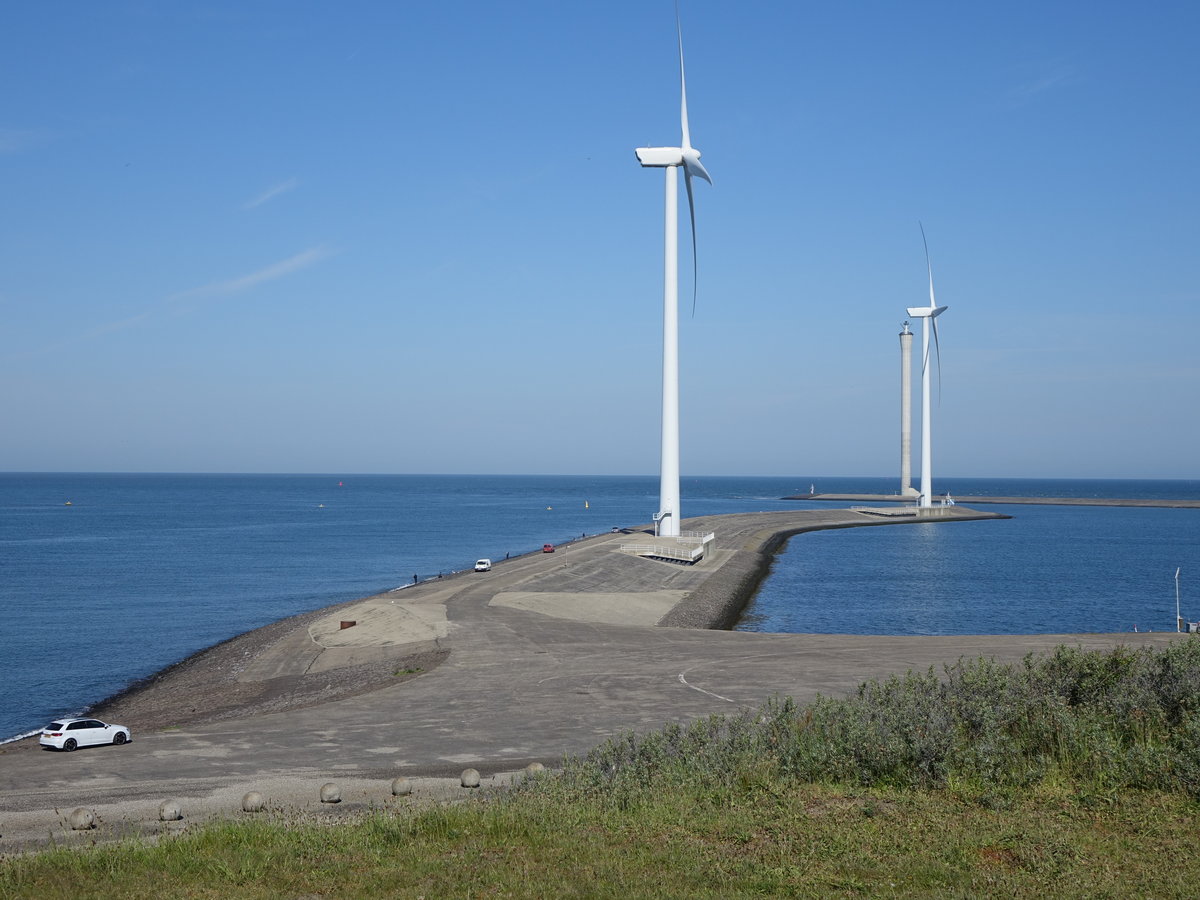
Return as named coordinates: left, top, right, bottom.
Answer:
left=319, top=782, right=341, bottom=804
left=513, top=762, right=546, bottom=785
left=390, top=776, right=412, bottom=796
left=68, top=808, right=95, bottom=830
left=241, top=791, right=265, bottom=813
left=460, top=768, right=481, bottom=788
left=158, top=800, right=183, bottom=821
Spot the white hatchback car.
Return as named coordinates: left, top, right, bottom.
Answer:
left=39, top=718, right=131, bottom=751
left=474, top=558, right=492, bottom=572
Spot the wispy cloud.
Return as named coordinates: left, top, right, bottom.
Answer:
left=243, top=177, right=299, bottom=210
left=1006, top=62, right=1081, bottom=104
left=25, top=246, right=335, bottom=356
left=166, top=245, right=333, bottom=303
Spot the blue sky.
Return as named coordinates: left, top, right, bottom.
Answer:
left=2, top=1, right=1197, bottom=478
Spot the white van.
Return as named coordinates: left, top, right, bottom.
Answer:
left=474, top=559, right=492, bottom=572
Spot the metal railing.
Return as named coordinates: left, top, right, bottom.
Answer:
left=619, top=542, right=706, bottom=563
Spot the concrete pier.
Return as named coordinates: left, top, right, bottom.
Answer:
left=0, top=505, right=1183, bottom=850
left=787, top=494, right=1200, bottom=509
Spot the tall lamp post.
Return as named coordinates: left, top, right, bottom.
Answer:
left=1177, top=567, right=1183, bottom=633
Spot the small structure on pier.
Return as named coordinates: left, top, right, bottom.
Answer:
left=619, top=531, right=716, bottom=565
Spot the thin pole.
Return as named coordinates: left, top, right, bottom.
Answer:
left=919, top=316, right=932, bottom=508
left=1177, top=567, right=1183, bottom=633
left=900, top=325, right=913, bottom=496
left=659, top=165, right=681, bottom=538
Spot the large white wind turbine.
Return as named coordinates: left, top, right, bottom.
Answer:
left=906, top=224, right=948, bottom=509
left=898, top=320, right=918, bottom=498
left=635, top=5, right=711, bottom=538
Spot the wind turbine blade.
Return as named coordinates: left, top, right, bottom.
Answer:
left=684, top=167, right=699, bottom=316
left=677, top=1, right=691, bottom=150
left=682, top=150, right=712, bottom=184
left=676, top=11, right=712, bottom=185
left=919, top=220, right=936, bottom=307
left=932, top=314, right=943, bottom=403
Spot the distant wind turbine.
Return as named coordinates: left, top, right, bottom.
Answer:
left=635, top=3, right=712, bottom=538
left=906, top=223, right=948, bottom=509
left=898, top=320, right=919, bottom=498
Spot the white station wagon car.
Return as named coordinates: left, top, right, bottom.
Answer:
left=39, top=718, right=131, bottom=751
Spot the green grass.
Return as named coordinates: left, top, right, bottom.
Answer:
left=6, top=641, right=1200, bottom=898
left=4, top=786, right=1198, bottom=898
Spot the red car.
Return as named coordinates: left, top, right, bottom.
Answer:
left=542, top=543, right=555, bottom=553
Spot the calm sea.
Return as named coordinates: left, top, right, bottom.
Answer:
left=2, top=473, right=1198, bottom=741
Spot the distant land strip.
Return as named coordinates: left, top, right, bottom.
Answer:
left=785, top=494, right=1200, bottom=509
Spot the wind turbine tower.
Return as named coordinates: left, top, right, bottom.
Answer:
left=635, top=7, right=711, bottom=538
left=906, top=225, right=948, bottom=509
left=899, top=321, right=919, bottom=498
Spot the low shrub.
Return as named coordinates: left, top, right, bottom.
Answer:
left=546, top=638, right=1200, bottom=801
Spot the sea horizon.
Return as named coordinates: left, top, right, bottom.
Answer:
left=4, top=470, right=1198, bottom=481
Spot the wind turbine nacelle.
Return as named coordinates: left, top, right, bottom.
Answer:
left=906, top=305, right=948, bottom=318
left=636, top=146, right=685, bottom=167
